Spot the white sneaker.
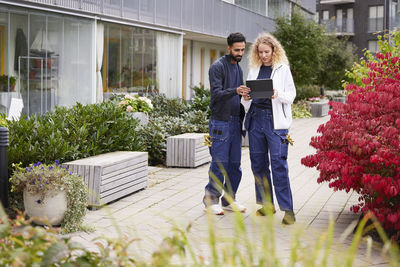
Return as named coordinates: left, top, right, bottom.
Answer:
left=222, top=202, right=247, bottom=213
left=205, top=204, right=224, bottom=215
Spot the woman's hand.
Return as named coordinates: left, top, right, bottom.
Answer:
left=271, top=89, right=278, bottom=99
left=243, top=93, right=251, bottom=101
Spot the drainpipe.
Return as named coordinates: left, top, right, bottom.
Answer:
left=0, top=127, right=9, bottom=208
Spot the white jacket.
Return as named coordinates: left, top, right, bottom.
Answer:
left=242, top=63, right=296, bottom=130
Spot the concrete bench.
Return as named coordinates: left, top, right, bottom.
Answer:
left=63, top=151, right=148, bottom=208
left=166, top=133, right=211, bottom=167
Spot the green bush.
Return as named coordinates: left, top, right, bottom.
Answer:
left=292, top=100, right=312, bottom=118
left=150, top=94, right=188, bottom=117
left=138, top=109, right=209, bottom=165
left=295, top=85, right=321, bottom=102
left=275, top=9, right=357, bottom=89
left=189, top=84, right=211, bottom=118
left=8, top=101, right=142, bottom=169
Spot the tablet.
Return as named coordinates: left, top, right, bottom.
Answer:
left=246, top=79, right=274, bottom=99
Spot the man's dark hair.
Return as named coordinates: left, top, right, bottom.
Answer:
left=227, top=32, right=246, bottom=47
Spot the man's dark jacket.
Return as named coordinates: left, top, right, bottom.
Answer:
left=209, top=55, right=245, bottom=122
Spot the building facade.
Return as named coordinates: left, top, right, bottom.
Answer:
left=317, top=0, right=400, bottom=57
left=0, top=0, right=314, bottom=117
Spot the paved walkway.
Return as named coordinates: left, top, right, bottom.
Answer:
left=71, top=117, right=389, bottom=266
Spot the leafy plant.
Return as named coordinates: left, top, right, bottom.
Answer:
left=138, top=109, right=208, bottom=165
left=292, top=100, right=312, bottom=118
left=0, top=75, right=16, bottom=91
left=149, top=94, right=188, bottom=117
left=9, top=161, right=88, bottom=233
left=0, top=113, right=7, bottom=127
left=0, top=207, right=137, bottom=266
left=301, top=50, right=400, bottom=237
left=8, top=101, right=142, bottom=169
left=119, top=94, right=153, bottom=113
left=343, top=30, right=400, bottom=88
left=189, top=84, right=211, bottom=118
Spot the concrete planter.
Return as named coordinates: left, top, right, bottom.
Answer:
left=307, top=99, right=329, bottom=117
left=23, top=189, right=67, bottom=225
left=332, top=96, right=346, bottom=103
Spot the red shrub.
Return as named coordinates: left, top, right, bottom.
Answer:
left=301, top=52, right=400, bottom=231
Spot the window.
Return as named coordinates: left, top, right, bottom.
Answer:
left=336, top=9, right=343, bottom=32
left=103, top=24, right=157, bottom=95
left=369, top=5, right=384, bottom=32
left=347, top=8, right=354, bottom=33
left=322, top=10, right=329, bottom=21
left=368, top=40, right=378, bottom=53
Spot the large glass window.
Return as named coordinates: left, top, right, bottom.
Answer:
left=0, top=5, right=94, bottom=117
left=369, top=5, right=384, bottom=32
left=102, top=23, right=157, bottom=96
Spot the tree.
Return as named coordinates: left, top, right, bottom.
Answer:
left=274, top=9, right=357, bottom=89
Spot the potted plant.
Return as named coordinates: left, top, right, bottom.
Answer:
left=0, top=75, right=16, bottom=92
left=306, top=95, right=329, bottom=117
left=9, top=160, right=88, bottom=233
left=119, top=94, right=153, bottom=124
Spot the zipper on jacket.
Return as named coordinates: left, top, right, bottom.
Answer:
left=271, top=65, right=283, bottom=79
left=282, top=103, right=286, bottom=118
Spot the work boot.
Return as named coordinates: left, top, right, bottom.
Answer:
left=256, top=205, right=276, bottom=216
left=282, top=210, right=296, bottom=225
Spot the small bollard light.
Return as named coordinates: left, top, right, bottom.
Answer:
left=0, top=127, right=9, bottom=208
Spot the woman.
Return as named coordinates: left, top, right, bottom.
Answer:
left=242, top=33, right=296, bottom=224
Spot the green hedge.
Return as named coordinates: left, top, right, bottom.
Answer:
left=8, top=101, right=142, bottom=169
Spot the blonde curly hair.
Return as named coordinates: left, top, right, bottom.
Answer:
left=249, top=33, right=289, bottom=68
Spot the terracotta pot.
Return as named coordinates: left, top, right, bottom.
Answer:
left=23, top=189, right=67, bottom=226
left=35, top=59, right=42, bottom=68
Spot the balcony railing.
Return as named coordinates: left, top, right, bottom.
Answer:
left=322, top=18, right=354, bottom=35
left=320, top=0, right=355, bottom=4
left=17, top=0, right=275, bottom=42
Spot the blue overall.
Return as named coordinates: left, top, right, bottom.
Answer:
left=246, top=65, right=293, bottom=211
left=247, top=107, right=293, bottom=211
left=204, top=116, right=242, bottom=206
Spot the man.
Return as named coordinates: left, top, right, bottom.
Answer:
left=203, top=32, right=250, bottom=215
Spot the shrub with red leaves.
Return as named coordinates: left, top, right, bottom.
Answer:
left=301, top=51, right=400, bottom=233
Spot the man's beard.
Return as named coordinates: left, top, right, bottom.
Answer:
left=230, top=52, right=242, bottom=62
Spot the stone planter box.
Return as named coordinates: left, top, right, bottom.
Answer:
left=63, top=151, right=148, bottom=208
left=166, top=133, right=211, bottom=167
left=332, top=96, right=346, bottom=103
left=307, top=99, right=329, bottom=117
